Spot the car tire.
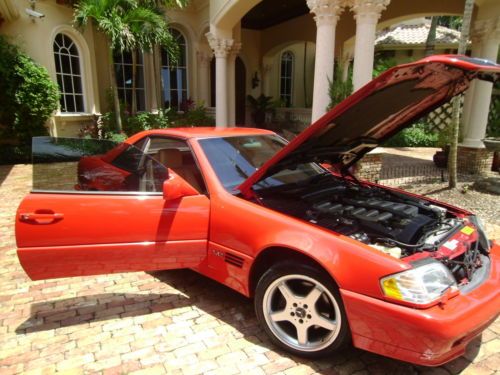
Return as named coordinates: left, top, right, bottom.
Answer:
left=255, top=262, right=350, bottom=358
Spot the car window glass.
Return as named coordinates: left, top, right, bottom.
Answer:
left=110, top=138, right=148, bottom=173
left=146, top=137, right=207, bottom=194
left=199, top=135, right=323, bottom=192
left=32, top=136, right=168, bottom=194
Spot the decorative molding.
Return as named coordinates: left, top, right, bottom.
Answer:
left=196, top=50, right=212, bottom=67
left=351, top=0, right=390, bottom=23
left=229, top=42, right=242, bottom=59
left=49, top=25, right=96, bottom=114
left=205, top=32, right=234, bottom=58
left=306, top=0, right=347, bottom=26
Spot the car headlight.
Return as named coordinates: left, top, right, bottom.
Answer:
left=380, top=261, right=457, bottom=307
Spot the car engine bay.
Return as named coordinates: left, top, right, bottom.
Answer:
left=257, top=174, right=489, bottom=285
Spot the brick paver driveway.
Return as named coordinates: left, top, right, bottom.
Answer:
left=1, top=164, right=499, bottom=375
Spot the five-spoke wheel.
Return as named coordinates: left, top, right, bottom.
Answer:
left=255, top=262, right=349, bottom=357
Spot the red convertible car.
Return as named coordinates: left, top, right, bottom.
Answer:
left=16, top=56, right=500, bottom=365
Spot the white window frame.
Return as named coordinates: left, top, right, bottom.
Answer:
left=160, top=28, right=189, bottom=111
left=279, top=51, right=294, bottom=108
left=113, top=50, right=147, bottom=112
left=53, top=33, right=85, bottom=113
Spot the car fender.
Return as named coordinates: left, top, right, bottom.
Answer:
left=208, top=191, right=409, bottom=299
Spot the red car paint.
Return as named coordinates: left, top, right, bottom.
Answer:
left=16, top=56, right=500, bottom=366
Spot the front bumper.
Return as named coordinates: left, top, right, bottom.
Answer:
left=341, top=240, right=500, bottom=366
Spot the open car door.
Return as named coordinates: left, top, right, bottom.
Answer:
left=16, top=137, right=210, bottom=280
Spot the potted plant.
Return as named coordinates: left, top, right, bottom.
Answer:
left=482, top=138, right=500, bottom=172
left=247, top=94, right=275, bottom=128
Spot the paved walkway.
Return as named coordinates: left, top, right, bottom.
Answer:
left=0, top=164, right=498, bottom=375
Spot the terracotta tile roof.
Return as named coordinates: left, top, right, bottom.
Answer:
left=376, top=23, right=461, bottom=46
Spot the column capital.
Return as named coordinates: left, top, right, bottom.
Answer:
left=472, top=16, right=500, bottom=44
left=351, top=0, right=390, bottom=23
left=229, top=42, right=242, bottom=59
left=307, top=0, right=346, bottom=26
left=205, top=32, right=234, bottom=58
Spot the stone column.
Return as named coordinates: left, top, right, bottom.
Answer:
left=460, top=34, right=483, bottom=135
left=341, top=50, right=353, bottom=82
left=307, top=0, right=344, bottom=123
left=351, top=0, right=390, bottom=91
left=227, top=42, right=242, bottom=126
left=462, top=17, right=500, bottom=148
left=197, top=50, right=212, bottom=107
left=206, top=32, right=234, bottom=128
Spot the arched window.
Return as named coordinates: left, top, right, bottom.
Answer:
left=114, top=50, right=146, bottom=112
left=280, top=51, right=294, bottom=107
left=161, top=29, right=188, bottom=110
left=53, top=33, right=85, bottom=112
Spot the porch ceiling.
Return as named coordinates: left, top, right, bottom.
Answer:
left=241, top=0, right=309, bottom=30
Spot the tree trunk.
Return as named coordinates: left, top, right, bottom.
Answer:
left=152, top=46, right=162, bottom=110
left=425, top=17, right=439, bottom=56
left=131, top=49, right=138, bottom=115
left=108, top=48, right=123, bottom=133
left=448, top=0, right=474, bottom=188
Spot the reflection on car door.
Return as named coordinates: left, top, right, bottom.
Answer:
left=16, top=137, right=210, bottom=280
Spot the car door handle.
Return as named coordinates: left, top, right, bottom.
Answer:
left=20, top=212, right=64, bottom=224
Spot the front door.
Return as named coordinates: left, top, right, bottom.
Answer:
left=16, top=136, right=210, bottom=280
left=235, top=56, right=246, bottom=125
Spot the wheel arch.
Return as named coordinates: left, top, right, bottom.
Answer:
left=248, top=246, right=339, bottom=298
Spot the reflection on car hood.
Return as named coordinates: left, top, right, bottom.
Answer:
left=238, top=55, right=500, bottom=197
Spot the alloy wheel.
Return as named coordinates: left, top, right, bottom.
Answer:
left=262, top=274, right=342, bottom=352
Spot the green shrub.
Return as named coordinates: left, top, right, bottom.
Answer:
left=0, top=145, right=32, bottom=165
left=99, top=108, right=172, bottom=139
left=383, top=121, right=439, bottom=147
left=328, top=64, right=353, bottom=110
left=487, top=94, right=499, bottom=138
left=124, top=109, right=171, bottom=134
left=0, top=36, right=59, bottom=145
left=170, top=105, right=215, bottom=127
left=373, top=56, right=397, bottom=78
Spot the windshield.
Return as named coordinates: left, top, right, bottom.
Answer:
left=198, top=135, right=324, bottom=192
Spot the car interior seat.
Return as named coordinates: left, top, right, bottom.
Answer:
left=155, top=148, right=204, bottom=193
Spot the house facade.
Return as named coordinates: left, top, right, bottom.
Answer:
left=0, top=0, right=498, bottom=152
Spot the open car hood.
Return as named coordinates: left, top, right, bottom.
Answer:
left=238, top=55, right=500, bottom=197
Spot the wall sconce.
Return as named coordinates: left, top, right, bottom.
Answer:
left=252, top=71, right=260, bottom=89
left=25, top=0, right=45, bottom=20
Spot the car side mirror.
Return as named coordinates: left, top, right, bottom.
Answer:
left=162, top=172, right=198, bottom=201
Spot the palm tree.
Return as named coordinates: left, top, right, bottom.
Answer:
left=448, top=0, right=474, bottom=188
left=424, top=16, right=439, bottom=56
left=123, top=4, right=179, bottom=114
left=74, top=0, right=179, bottom=130
left=141, top=0, right=189, bottom=111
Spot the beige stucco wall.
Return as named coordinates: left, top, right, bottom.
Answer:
left=0, top=0, right=498, bottom=134
left=263, top=42, right=316, bottom=108
left=240, top=28, right=261, bottom=99
left=1, top=0, right=100, bottom=117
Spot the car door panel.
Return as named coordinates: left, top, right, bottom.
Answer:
left=17, top=239, right=207, bottom=280
left=16, top=193, right=210, bottom=279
